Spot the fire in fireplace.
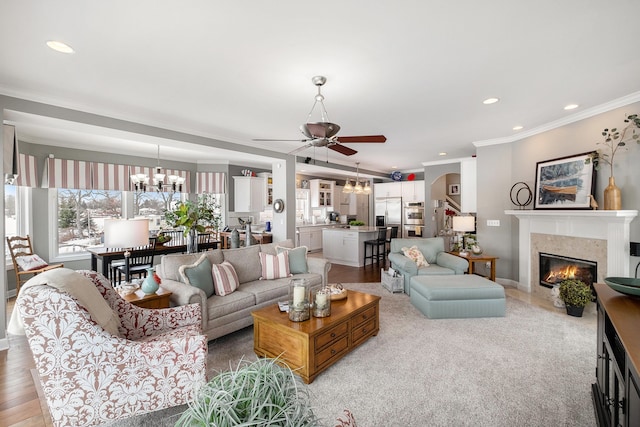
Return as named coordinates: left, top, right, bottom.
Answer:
left=539, top=252, right=597, bottom=288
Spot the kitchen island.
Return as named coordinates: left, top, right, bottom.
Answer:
left=322, top=227, right=380, bottom=267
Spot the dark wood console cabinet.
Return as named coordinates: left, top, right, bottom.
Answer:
left=593, top=283, right=640, bottom=427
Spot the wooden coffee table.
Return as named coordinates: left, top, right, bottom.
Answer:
left=252, top=290, right=381, bottom=384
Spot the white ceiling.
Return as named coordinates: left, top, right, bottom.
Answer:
left=1, top=1, right=640, bottom=177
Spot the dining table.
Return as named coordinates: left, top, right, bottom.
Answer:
left=87, top=240, right=220, bottom=278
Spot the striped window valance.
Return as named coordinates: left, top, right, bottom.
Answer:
left=196, top=172, right=226, bottom=194
left=15, top=154, right=38, bottom=187
left=92, top=162, right=130, bottom=191
left=42, top=158, right=92, bottom=189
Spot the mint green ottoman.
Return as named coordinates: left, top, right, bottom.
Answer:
left=410, top=275, right=506, bottom=319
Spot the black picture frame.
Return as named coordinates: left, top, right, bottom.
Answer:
left=534, top=151, right=597, bottom=210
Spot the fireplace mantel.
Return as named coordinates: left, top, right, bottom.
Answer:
left=505, top=210, right=638, bottom=292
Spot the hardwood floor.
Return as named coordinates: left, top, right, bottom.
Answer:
left=0, top=259, right=562, bottom=426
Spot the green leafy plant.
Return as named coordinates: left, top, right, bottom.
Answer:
left=175, top=357, right=319, bottom=427
left=349, top=220, right=365, bottom=226
left=597, top=113, right=640, bottom=177
left=164, top=194, right=221, bottom=237
left=559, top=279, right=594, bottom=308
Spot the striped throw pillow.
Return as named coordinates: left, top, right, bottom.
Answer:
left=211, top=261, right=240, bottom=296
left=259, top=251, right=291, bottom=280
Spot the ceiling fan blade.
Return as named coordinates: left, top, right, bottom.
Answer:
left=329, top=144, right=358, bottom=156
left=252, top=138, right=304, bottom=142
left=335, top=135, right=387, bottom=143
left=288, top=144, right=313, bottom=156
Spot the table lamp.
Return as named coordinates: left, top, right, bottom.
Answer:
left=452, top=215, right=475, bottom=256
left=103, top=219, right=150, bottom=280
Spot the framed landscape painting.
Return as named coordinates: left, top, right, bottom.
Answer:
left=534, top=151, right=597, bottom=210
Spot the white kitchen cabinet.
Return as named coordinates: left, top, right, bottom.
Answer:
left=233, top=176, right=266, bottom=212
left=310, top=179, right=335, bottom=208
left=297, top=226, right=325, bottom=252
left=401, top=180, right=425, bottom=202
left=257, top=172, right=273, bottom=207
left=322, top=228, right=378, bottom=267
left=374, top=182, right=401, bottom=198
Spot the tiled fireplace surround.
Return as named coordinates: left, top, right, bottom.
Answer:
left=505, top=210, right=638, bottom=299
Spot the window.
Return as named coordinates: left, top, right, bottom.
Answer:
left=133, top=191, right=184, bottom=233
left=5, top=185, right=31, bottom=263
left=56, top=189, right=122, bottom=255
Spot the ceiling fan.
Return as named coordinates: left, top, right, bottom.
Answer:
left=253, top=75, right=386, bottom=156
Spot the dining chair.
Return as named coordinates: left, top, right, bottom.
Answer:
left=6, top=235, right=64, bottom=294
left=114, top=238, right=156, bottom=284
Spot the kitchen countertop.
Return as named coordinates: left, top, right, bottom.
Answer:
left=322, top=226, right=379, bottom=233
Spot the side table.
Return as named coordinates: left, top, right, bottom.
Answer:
left=448, top=252, right=498, bottom=282
left=122, top=287, right=172, bottom=309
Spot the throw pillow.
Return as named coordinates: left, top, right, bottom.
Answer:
left=211, top=261, right=240, bottom=296
left=179, top=253, right=215, bottom=298
left=16, top=254, right=49, bottom=271
left=401, top=245, right=429, bottom=267
left=275, top=245, right=309, bottom=274
left=259, top=251, right=291, bottom=280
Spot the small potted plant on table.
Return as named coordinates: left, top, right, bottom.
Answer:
left=559, top=279, right=594, bottom=317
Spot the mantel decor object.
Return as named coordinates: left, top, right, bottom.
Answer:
left=533, top=151, right=597, bottom=210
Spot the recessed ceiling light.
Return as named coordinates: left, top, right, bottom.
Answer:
left=391, top=165, right=397, bottom=169
left=483, top=97, right=499, bottom=105
left=46, top=40, right=74, bottom=54
left=438, top=152, right=447, bottom=156
left=513, top=125, right=524, bottom=131
left=564, top=104, right=579, bottom=110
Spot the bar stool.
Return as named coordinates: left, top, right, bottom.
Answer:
left=364, top=227, right=388, bottom=266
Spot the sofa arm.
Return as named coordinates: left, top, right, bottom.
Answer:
left=436, top=252, right=469, bottom=274
left=160, top=278, right=208, bottom=332
left=388, top=252, right=417, bottom=274
left=307, top=257, right=332, bottom=286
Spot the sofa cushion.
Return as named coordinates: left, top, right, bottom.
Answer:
left=159, top=252, right=202, bottom=281
left=401, top=245, right=429, bottom=267
left=260, top=239, right=294, bottom=255
left=223, top=245, right=262, bottom=283
left=240, top=278, right=291, bottom=304
left=179, top=254, right=215, bottom=298
left=276, top=245, right=308, bottom=274
left=206, top=290, right=256, bottom=320
left=259, top=251, right=291, bottom=280
left=211, top=261, right=240, bottom=296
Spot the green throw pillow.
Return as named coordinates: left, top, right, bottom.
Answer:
left=178, top=253, right=214, bottom=297
left=276, top=245, right=308, bottom=274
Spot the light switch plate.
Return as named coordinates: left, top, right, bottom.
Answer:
left=487, top=219, right=500, bottom=226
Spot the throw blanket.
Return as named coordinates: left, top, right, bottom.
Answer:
left=8, top=268, right=121, bottom=336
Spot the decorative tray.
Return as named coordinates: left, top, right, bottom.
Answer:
left=604, top=277, right=640, bottom=297
left=329, top=283, right=348, bottom=300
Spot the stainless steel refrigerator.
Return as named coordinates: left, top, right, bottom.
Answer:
left=374, top=197, right=402, bottom=237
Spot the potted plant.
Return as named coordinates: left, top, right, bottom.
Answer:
left=175, top=357, right=319, bottom=426
left=558, top=279, right=594, bottom=317
left=597, top=113, right=640, bottom=209
left=164, top=194, right=221, bottom=252
left=349, top=220, right=366, bottom=230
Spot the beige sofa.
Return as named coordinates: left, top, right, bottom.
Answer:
left=156, top=239, right=331, bottom=341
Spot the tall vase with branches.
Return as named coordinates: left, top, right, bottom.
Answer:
left=597, top=113, right=640, bottom=210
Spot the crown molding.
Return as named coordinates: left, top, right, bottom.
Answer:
left=473, top=91, right=640, bottom=147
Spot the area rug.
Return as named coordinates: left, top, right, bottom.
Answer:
left=100, top=282, right=596, bottom=426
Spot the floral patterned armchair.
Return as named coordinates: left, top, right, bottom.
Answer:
left=15, top=270, right=207, bottom=427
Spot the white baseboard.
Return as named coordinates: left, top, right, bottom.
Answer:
left=0, top=338, right=9, bottom=351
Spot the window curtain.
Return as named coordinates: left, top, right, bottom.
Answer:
left=42, top=158, right=92, bottom=189
left=15, top=154, right=38, bottom=187
left=196, top=172, right=226, bottom=194
left=92, top=162, right=130, bottom=191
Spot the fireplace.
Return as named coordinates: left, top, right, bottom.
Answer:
left=539, top=252, right=597, bottom=289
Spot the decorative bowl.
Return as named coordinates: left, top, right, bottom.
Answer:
left=604, top=277, right=640, bottom=297
left=329, top=283, right=347, bottom=300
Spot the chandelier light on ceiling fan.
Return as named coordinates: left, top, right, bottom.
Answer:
left=130, top=145, right=185, bottom=193
left=343, top=162, right=371, bottom=195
